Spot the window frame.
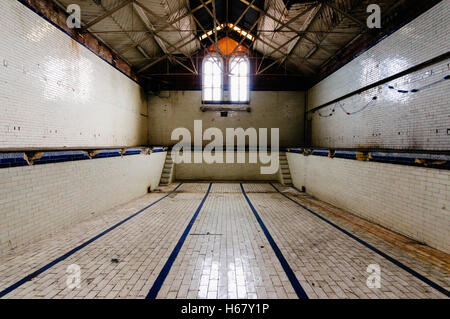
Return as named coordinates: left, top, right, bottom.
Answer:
left=201, top=54, right=251, bottom=105
left=229, top=55, right=250, bottom=104
left=202, top=54, right=224, bottom=103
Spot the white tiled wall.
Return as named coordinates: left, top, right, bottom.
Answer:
left=174, top=151, right=280, bottom=181
left=148, top=91, right=305, bottom=147
left=0, top=1, right=148, bottom=149
left=0, top=152, right=166, bottom=255
left=287, top=152, right=450, bottom=254
left=307, top=1, right=450, bottom=150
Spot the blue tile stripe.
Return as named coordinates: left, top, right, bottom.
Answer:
left=240, top=183, right=309, bottom=299
left=0, top=147, right=167, bottom=169
left=285, top=148, right=450, bottom=170
left=0, top=153, right=29, bottom=168
left=151, top=147, right=167, bottom=153
left=0, top=183, right=183, bottom=299
left=146, top=183, right=213, bottom=299
left=269, top=183, right=450, bottom=298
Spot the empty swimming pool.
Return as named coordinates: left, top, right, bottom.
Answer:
left=0, top=183, right=448, bottom=299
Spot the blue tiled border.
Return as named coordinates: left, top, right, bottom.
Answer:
left=286, top=148, right=450, bottom=170
left=0, top=147, right=167, bottom=169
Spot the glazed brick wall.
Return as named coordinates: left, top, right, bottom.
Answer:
left=287, top=152, right=450, bottom=254
left=0, top=1, right=148, bottom=150
left=307, top=1, right=450, bottom=151
left=0, top=152, right=166, bottom=255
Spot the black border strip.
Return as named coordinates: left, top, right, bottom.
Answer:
left=308, top=51, right=450, bottom=113
left=269, top=183, right=450, bottom=298
left=0, top=183, right=183, bottom=298
left=240, top=183, right=309, bottom=299
left=146, top=183, right=213, bottom=299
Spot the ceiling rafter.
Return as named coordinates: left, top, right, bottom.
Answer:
left=324, top=1, right=370, bottom=31
left=239, top=0, right=334, bottom=55
left=81, top=0, right=134, bottom=31
left=318, top=0, right=403, bottom=71
left=194, top=0, right=258, bottom=59
left=132, top=3, right=171, bottom=61
left=137, top=35, right=200, bottom=73
left=210, top=0, right=219, bottom=51
left=265, top=0, right=373, bottom=74
left=253, top=3, right=329, bottom=75
left=191, top=14, right=226, bottom=59
left=50, top=0, right=434, bottom=82
left=233, top=0, right=257, bottom=30
left=87, top=29, right=360, bottom=34
left=134, top=1, right=197, bottom=58
left=226, top=0, right=260, bottom=56
left=260, top=3, right=320, bottom=66
left=274, top=3, right=316, bottom=32
left=280, top=3, right=325, bottom=65
left=228, top=12, right=265, bottom=57
left=86, top=0, right=157, bottom=63
left=120, top=0, right=212, bottom=55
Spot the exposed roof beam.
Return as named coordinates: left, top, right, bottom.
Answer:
left=191, top=14, right=226, bottom=59
left=210, top=0, right=219, bottom=53
left=226, top=0, right=229, bottom=33
left=281, top=3, right=324, bottom=65
left=88, top=0, right=154, bottom=62
left=195, top=0, right=255, bottom=58
left=319, top=0, right=405, bottom=71
left=222, top=0, right=257, bottom=59
left=262, top=34, right=300, bottom=61
left=300, top=1, right=370, bottom=70
left=137, top=36, right=199, bottom=73
left=325, top=1, right=369, bottom=30
left=51, top=0, right=135, bottom=66
left=185, top=0, right=226, bottom=64
left=82, top=0, right=134, bottom=31
left=239, top=0, right=333, bottom=55
left=172, top=57, right=197, bottom=74
left=253, top=33, right=303, bottom=64
left=228, top=13, right=265, bottom=57
left=234, top=0, right=257, bottom=28
left=120, top=0, right=212, bottom=55
left=184, top=0, right=198, bottom=74
left=257, top=46, right=317, bottom=75
left=199, top=0, right=221, bottom=42
left=269, top=0, right=368, bottom=72
left=251, top=26, right=318, bottom=74
left=262, top=4, right=319, bottom=60
left=134, top=1, right=196, bottom=58
left=274, top=3, right=316, bottom=32
left=319, top=31, right=363, bottom=69
left=183, top=0, right=225, bottom=73
left=88, top=29, right=359, bottom=34
left=138, top=55, right=168, bottom=73
left=132, top=3, right=170, bottom=57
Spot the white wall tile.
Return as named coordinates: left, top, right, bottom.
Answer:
left=0, top=1, right=147, bottom=149
left=0, top=152, right=166, bottom=255
left=287, top=153, right=450, bottom=254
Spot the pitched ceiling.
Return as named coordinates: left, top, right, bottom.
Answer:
left=52, top=0, right=441, bottom=83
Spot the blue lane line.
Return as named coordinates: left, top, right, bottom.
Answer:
left=146, top=183, right=212, bottom=299
left=269, top=183, right=450, bottom=298
left=240, top=183, right=309, bottom=299
left=0, top=183, right=183, bottom=299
